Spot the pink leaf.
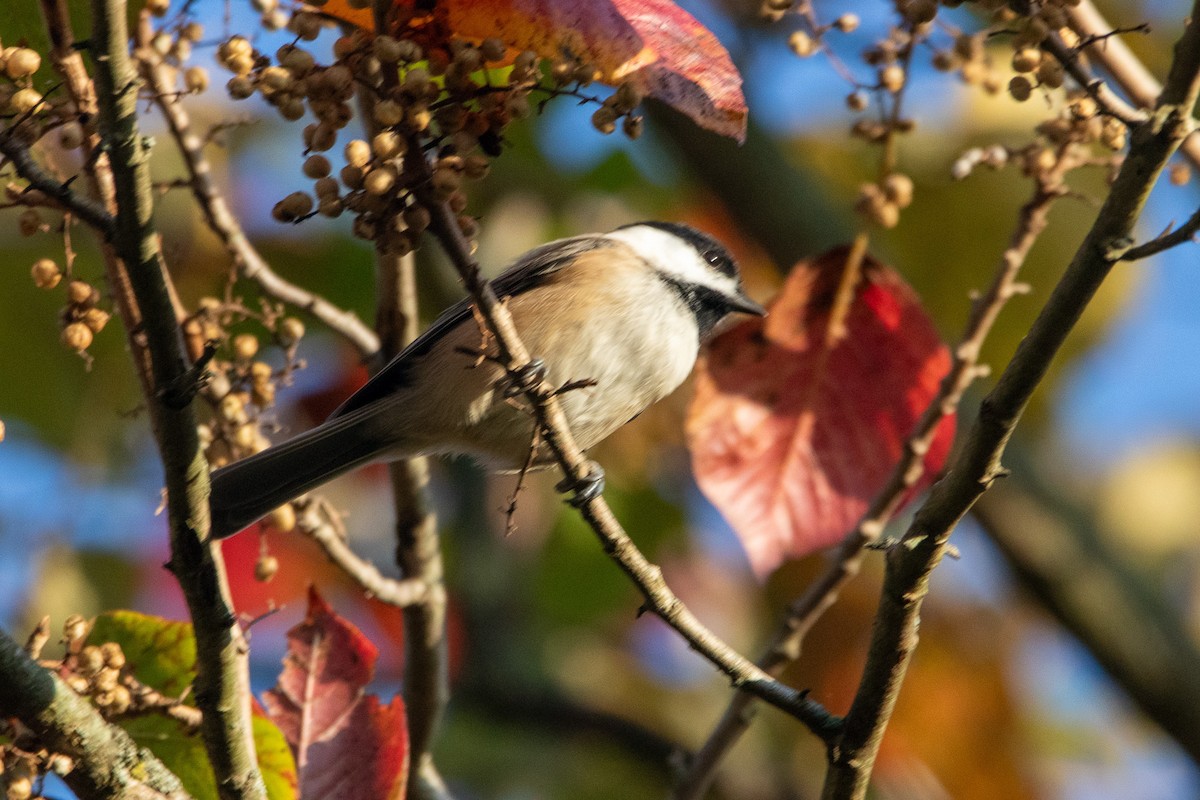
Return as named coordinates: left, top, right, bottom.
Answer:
left=263, top=588, right=409, bottom=799
left=688, top=248, right=955, bottom=577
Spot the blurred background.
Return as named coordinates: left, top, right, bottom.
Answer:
left=2, top=0, right=1200, bottom=798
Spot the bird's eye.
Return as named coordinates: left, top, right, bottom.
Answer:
left=704, top=250, right=723, bottom=266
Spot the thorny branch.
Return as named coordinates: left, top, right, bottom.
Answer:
left=820, top=4, right=1200, bottom=797
left=401, top=132, right=842, bottom=743
left=674, top=149, right=1072, bottom=799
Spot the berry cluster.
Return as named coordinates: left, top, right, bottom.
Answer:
left=772, top=0, right=1140, bottom=228
left=26, top=256, right=110, bottom=361
left=213, top=8, right=644, bottom=255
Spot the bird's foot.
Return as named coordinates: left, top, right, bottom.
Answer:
left=502, top=358, right=547, bottom=398
left=556, top=460, right=606, bottom=508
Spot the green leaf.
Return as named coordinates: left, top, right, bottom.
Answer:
left=254, top=712, right=299, bottom=800
left=88, top=611, right=298, bottom=799
left=88, top=610, right=196, bottom=697
left=121, top=715, right=219, bottom=800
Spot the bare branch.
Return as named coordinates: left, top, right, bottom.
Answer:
left=402, top=132, right=842, bottom=743
left=674, top=148, right=1072, bottom=800
left=0, top=626, right=192, bottom=800
left=294, top=498, right=432, bottom=608
left=36, top=0, right=151, bottom=403
left=820, top=5, right=1200, bottom=796
left=361, top=15, right=453, bottom=787
left=88, top=4, right=265, bottom=799
left=0, top=135, right=114, bottom=234
left=1039, top=32, right=1148, bottom=126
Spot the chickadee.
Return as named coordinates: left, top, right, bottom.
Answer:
left=209, top=222, right=763, bottom=538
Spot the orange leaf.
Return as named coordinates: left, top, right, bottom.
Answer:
left=321, top=0, right=747, bottom=140
left=687, top=247, right=954, bottom=576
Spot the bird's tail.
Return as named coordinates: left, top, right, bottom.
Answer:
left=208, top=407, right=394, bottom=539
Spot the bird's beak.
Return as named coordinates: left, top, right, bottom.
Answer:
left=727, top=292, right=767, bottom=317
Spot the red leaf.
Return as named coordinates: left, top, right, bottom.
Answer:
left=321, top=0, right=747, bottom=141
left=687, top=247, right=955, bottom=577
left=263, top=588, right=409, bottom=800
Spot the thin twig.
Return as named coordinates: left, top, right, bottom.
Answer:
left=88, top=4, right=266, bottom=799
left=1043, top=36, right=1147, bottom=125
left=402, top=132, right=843, bottom=743
left=294, top=499, right=432, bottom=607
left=820, top=6, right=1200, bottom=796
left=1117, top=204, right=1200, bottom=260
left=123, top=673, right=205, bottom=731
left=138, top=43, right=380, bottom=358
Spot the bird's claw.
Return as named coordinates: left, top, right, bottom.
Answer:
left=503, top=358, right=547, bottom=398
left=557, top=460, right=606, bottom=507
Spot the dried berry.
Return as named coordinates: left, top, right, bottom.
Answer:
left=81, top=308, right=110, bottom=334
left=278, top=317, right=305, bottom=347
left=344, top=139, right=371, bottom=169
left=185, top=66, right=209, bottom=93
left=61, top=322, right=93, bottom=352
left=1008, top=75, right=1033, bottom=102
left=255, top=553, right=280, bottom=581
left=788, top=30, right=817, bottom=58
left=303, top=154, right=331, bottom=179
left=31, top=258, right=60, bottom=289
left=5, top=48, right=42, bottom=79
left=272, top=191, right=314, bottom=222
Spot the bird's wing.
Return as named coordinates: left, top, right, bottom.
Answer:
left=328, top=234, right=612, bottom=419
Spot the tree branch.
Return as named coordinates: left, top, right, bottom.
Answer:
left=0, top=626, right=191, bottom=800
left=362, top=10, right=452, bottom=791
left=820, top=5, right=1200, bottom=796
left=401, top=134, right=842, bottom=743
left=137, top=44, right=380, bottom=358
left=293, top=498, right=432, bottom=607
left=373, top=245, right=448, bottom=798
left=0, top=136, right=115, bottom=233
left=87, top=3, right=265, bottom=799
left=674, top=147, right=1072, bottom=800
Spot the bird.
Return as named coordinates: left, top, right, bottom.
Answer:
left=208, top=221, right=764, bottom=538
